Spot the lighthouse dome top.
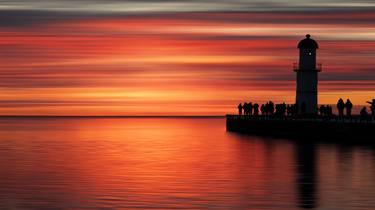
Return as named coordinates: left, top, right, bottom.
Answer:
left=298, top=34, right=319, bottom=49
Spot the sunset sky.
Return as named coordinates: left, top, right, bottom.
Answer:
left=0, top=0, right=374, bottom=116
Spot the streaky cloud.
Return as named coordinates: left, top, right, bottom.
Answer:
left=0, top=0, right=374, bottom=13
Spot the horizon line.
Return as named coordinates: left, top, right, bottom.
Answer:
left=0, top=115, right=226, bottom=118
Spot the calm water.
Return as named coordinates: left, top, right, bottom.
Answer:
left=1, top=117, right=375, bottom=210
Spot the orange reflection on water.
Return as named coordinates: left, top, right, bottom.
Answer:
left=1, top=117, right=375, bottom=209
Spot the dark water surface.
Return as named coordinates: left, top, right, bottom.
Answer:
left=1, top=117, right=375, bottom=209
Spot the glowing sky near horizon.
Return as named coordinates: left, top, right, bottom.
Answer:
left=0, top=0, right=375, bottom=115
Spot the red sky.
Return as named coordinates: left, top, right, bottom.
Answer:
left=0, top=10, right=375, bottom=116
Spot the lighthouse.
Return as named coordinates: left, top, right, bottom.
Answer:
left=295, top=34, right=321, bottom=114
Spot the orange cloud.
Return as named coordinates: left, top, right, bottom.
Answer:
left=1, top=12, right=374, bottom=116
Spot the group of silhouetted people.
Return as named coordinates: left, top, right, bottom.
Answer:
left=238, top=101, right=299, bottom=117
left=239, top=102, right=260, bottom=116
left=319, top=105, right=333, bottom=117
left=237, top=98, right=375, bottom=122
left=238, top=101, right=308, bottom=117
left=238, top=101, right=292, bottom=117
left=260, top=101, right=274, bottom=116
left=287, top=103, right=303, bottom=116
left=336, top=98, right=353, bottom=118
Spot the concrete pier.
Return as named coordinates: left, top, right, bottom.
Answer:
left=226, top=115, right=375, bottom=143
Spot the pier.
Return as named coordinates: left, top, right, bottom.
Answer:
left=226, top=115, right=375, bottom=143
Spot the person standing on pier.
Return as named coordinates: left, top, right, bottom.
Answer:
left=337, top=98, right=345, bottom=118
left=269, top=101, right=275, bottom=115
left=360, top=107, right=369, bottom=122
left=345, top=99, right=353, bottom=117
left=238, top=103, right=243, bottom=115
left=367, top=99, right=375, bottom=120
left=253, top=103, right=259, bottom=116
left=260, top=104, right=266, bottom=115
left=248, top=102, right=253, bottom=116
left=243, top=102, right=248, bottom=115
left=282, top=103, right=287, bottom=116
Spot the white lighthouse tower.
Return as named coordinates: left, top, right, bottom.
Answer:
left=295, top=34, right=321, bottom=114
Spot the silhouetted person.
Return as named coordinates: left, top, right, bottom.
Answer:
left=248, top=102, right=253, bottom=116
left=278, top=102, right=286, bottom=117
left=345, top=99, right=353, bottom=117
left=289, top=104, right=297, bottom=117
left=264, top=102, right=269, bottom=115
left=337, top=98, right=345, bottom=118
left=366, top=99, right=375, bottom=120
left=243, top=102, right=248, bottom=115
left=261, top=104, right=266, bottom=116
left=253, top=103, right=259, bottom=116
left=275, top=104, right=281, bottom=116
left=238, top=103, right=243, bottom=115
left=360, top=107, right=368, bottom=122
left=274, top=103, right=286, bottom=117
left=268, top=101, right=275, bottom=115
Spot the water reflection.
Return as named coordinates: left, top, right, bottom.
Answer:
left=1, top=117, right=375, bottom=209
left=295, top=142, right=317, bottom=209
